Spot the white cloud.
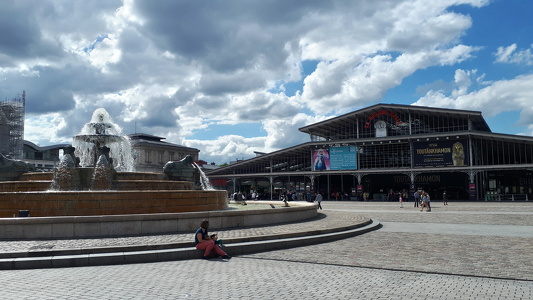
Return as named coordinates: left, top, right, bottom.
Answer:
left=183, top=113, right=323, bottom=164
left=495, top=44, right=533, bottom=66
left=262, top=113, right=323, bottom=150
left=301, top=45, right=478, bottom=114
left=452, top=69, right=474, bottom=97
left=413, top=73, right=533, bottom=130
left=184, top=135, right=267, bottom=164
left=24, top=113, right=70, bottom=145
left=7, top=0, right=529, bottom=165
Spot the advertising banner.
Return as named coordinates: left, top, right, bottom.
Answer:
left=330, top=146, right=357, bottom=170
left=413, top=139, right=468, bottom=167
left=312, top=148, right=330, bottom=171
left=313, top=146, right=358, bottom=171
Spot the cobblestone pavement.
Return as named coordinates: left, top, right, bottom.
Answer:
left=1, top=201, right=532, bottom=299
left=0, top=210, right=367, bottom=256
left=246, top=201, right=533, bottom=281
left=1, top=257, right=531, bottom=300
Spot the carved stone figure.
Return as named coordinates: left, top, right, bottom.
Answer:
left=91, top=154, right=116, bottom=190
left=50, top=154, right=81, bottom=190
left=163, top=155, right=200, bottom=184
left=0, top=153, right=36, bottom=181
left=63, top=145, right=80, bottom=167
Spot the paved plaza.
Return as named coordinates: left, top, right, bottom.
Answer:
left=1, top=201, right=532, bottom=299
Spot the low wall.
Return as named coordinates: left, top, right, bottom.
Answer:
left=0, top=201, right=317, bottom=239
left=0, top=190, right=227, bottom=217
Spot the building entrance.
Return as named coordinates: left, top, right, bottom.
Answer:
left=361, top=172, right=469, bottom=201
left=414, top=172, right=469, bottom=201
left=486, top=170, right=533, bottom=201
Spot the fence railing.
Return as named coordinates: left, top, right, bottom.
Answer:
left=485, top=194, right=529, bottom=201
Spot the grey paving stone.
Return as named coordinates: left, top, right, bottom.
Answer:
left=0, top=202, right=531, bottom=299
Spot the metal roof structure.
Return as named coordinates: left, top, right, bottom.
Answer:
left=207, top=103, right=499, bottom=177
left=298, top=103, right=491, bottom=141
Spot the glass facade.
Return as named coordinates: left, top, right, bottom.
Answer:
left=206, top=104, right=533, bottom=201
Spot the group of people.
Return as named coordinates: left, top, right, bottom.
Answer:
left=280, top=190, right=326, bottom=202
left=412, top=190, right=450, bottom=211
left=232, top=191, right=261, bottom=201
left=279, top=190, right=299, bottom=202
left=278, top=190, right=323, bottom=210
left=413, top=190, right=431, bottom=212
left=388, top=190, right=409, bottom=202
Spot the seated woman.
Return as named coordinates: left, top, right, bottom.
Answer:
left=194, top=219, right=231, bottom=260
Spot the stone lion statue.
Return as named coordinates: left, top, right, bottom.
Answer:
left=0, top=153, right=36, bottom=181
left=163, top=155, right=200, bottom=184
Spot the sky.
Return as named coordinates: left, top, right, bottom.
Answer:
left=1, top=0, right=533, bottom=165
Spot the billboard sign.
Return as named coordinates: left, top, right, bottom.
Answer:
left=313, top=146, right=357, bottom=171
left=312, top=148, right=330, bottom=171
left=413, top=139, right=468, bottom=167
left=330, top=146, right=357, bottom=170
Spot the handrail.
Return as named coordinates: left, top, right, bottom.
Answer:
left=485, top=194, right=529, bottom=201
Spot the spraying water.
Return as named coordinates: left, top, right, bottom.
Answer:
left=194, top=162, right=214, bottom=190
left=72, top=108, right=134, bottom=171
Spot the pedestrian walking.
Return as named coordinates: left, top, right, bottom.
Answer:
left=443, top=190, right=448, bottom=205
left=399, top=195, right=403, bottom=208
left=420, top=192, right=431, bottom=212
left=315, top=192, right=323, bottom=210
left=414, top=191, right=420, bottom=208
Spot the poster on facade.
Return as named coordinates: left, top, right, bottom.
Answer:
left=312, top=148, right=330, bottom=171
left=413, top=140, right=468, bottom=167
left=329, top=146, right=357, bottom=170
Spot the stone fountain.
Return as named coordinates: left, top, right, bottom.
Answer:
left=73, top=108, right=133, bottom=171
left=0, top=108, right=227, bottom=219
left=0, top=109, right=319, bottom=241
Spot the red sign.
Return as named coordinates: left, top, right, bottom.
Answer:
left=364, top=110, right=403, bottom=128
left=211, top=179, right=228, bottom=186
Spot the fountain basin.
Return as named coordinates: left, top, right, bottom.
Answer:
left=0, top=201, right=317, bottom=239
left=0, top=190, right=227, bottom=218
left=0, top=108, right=232, bottom=238
left=0, top=171, right=226, bottom=218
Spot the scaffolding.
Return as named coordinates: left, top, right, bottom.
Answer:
left=0, top=91, right=25, bottom=159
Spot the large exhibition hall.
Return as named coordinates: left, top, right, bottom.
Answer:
left=206, top=104, right=533, bottom=201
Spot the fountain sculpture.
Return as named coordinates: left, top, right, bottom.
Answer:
left=0, top=108, right=226, bottom=218
left=73, top=108, right=133, bottom=171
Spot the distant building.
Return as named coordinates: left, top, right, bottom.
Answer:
left=23, top=140, right=69, bottom=171
left=128, top=133, right=200, bottom=173
left=21, top=133, right=201, bottom=173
